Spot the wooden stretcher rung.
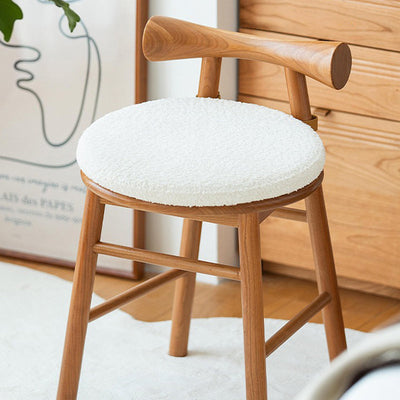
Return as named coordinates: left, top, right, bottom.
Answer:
left=93, top=242, right=241, bottom=281
left=269, top=207, right=307, bottom=222
left=89, top=269, right=186, bottom=322
left=265, top=292, right=331, bottom=357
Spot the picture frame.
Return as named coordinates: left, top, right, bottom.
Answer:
left=0, top=0, right=149, bottom=280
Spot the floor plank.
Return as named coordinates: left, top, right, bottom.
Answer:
left=2, top=256, right=399, bottom=332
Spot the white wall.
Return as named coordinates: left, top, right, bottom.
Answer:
left=145, top=0, right=239, bottom=283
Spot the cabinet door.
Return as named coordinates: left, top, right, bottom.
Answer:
left=239, top=95, right=400, bottom=290
left=239, top=30, right=400, bottom=122
left=240, top=0, right=400, bottom=52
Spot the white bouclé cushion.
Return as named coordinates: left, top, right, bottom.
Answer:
left=77, top=98, right=325, bottom=207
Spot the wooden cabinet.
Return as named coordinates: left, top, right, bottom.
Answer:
left=239, top=0, right=400, bottom=297
left=241, top=0, right=400, bottom=52
left=240, top=30, right=400, bottom=121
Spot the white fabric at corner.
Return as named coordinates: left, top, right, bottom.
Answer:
left=296, top=323, right=400, bottom=400
left=340, top=365, right=400, bottom=400
left=77, top=98, right=325, bottom=206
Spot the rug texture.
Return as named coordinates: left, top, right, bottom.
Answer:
left=0, top=262, right=366, bottom=399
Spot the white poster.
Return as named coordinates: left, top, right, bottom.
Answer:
left=0, top=0, right=135, bottom=270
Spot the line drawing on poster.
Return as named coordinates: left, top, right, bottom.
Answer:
left=0, top=0, right=101, bottom=169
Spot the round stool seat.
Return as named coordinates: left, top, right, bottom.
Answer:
left=77, top=98, right=325, bottom=207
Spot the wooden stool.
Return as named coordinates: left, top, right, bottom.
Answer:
left=57, top=17, right=352, bottom=400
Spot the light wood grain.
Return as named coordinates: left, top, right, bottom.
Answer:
left=89, top=269, right=186, bottom=322
left=133, top=209, right=145, bottom=279
left=57, top=16, right=351, bottom=398
left=143, top=16, right=351, bottom=89
left=265, top=292, right=331, bottom=357
left=92, top=241, right=240, bottom=281
left=284, top=69, right=312, bottom=120
left=168, top=55, right=221, bottom=358
left=263, top=262, right=400, bottom=301
left=83, top=171, right=323, bottom=218
left=239, top=95, right=400, bottom=291
left=197, top=57, right=222, bottom=98
left=270, top=207, right=307, bottom=223
left=240, top=0, right=400, bottom=52
left=102, top=200, right=239, bottom=226
left=306, top=186, right=347, bottom=359
left=283, top=62, right=347, bottom=360
left=57, top=191, right=105, bottom=400
left=169, top=219, right=202, bottom=357
left=0, top=247, right=140, bottom=280
left=239, top=213, right=267, bottom=400
left=10, top=256, right=400, bottom=332
left=239, top=29, right=400, bottom=121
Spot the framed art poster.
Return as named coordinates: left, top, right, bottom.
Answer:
left=0, top=0, right=137, bottom=274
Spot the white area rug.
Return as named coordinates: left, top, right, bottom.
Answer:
left=0, top=262, right=367, bottom=399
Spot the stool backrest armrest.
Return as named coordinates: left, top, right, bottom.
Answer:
left=143, top=16, right=351, bottom=90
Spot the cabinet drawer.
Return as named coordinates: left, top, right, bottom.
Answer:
left=240, top=0, right=400, bottom=52
left=238, top=95, right=400, bottom=289
left=239, top=30, right=400, bottom=122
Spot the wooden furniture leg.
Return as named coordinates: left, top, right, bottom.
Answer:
left=239, top=213, right=267, bottom=400
left=285, top=67, right=346, bottom=360
left=132, top=209, right=145, bottom=279
left=57, top=190, right=105, bottom=400
left=169, top=219, right=202, bottom=357
left=306, top=185, right=347, bottom=360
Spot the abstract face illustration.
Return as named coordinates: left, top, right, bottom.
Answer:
left=0, top=0, right=101, bottom=168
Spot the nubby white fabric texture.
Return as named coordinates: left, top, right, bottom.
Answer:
left=77, top=98, right=325, bottom=207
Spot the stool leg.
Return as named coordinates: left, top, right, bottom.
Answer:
left=132, top=209, right=145, bottom=280
left=239, top=213, right=267, bottom=400
left=305, top=185, right=347, bottom=360
left=169, top=219, right=202, bottom=357
left=57, top=190, right=105, bottom=400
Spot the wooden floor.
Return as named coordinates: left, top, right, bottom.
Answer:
left=2, top=255, right=399, bottom=332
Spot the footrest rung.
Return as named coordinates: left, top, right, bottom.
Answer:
left=89, top=269, right=186, bottom=322
left=93, top=242, right=240, bottom=281
left=265, top=292, right=331, bottom=357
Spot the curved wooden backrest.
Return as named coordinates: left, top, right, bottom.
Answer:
left=143, top=16, right=351, bottom=90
